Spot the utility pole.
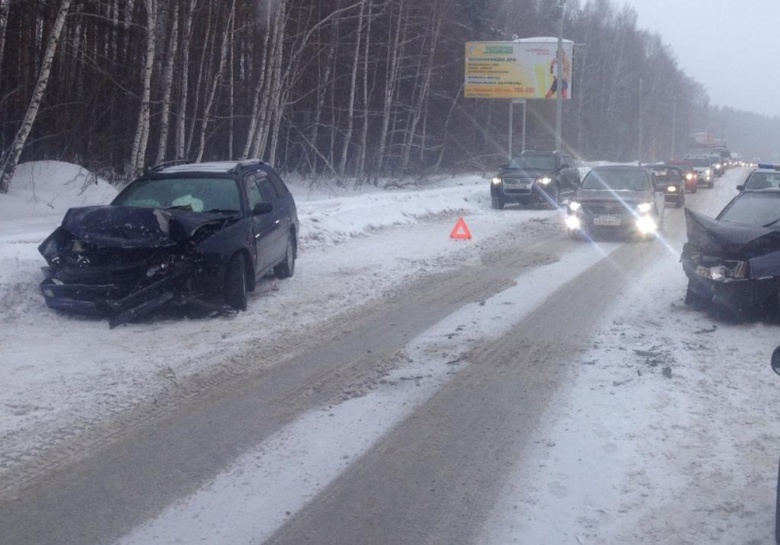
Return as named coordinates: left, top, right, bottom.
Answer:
left=555, top=0, right=565, bottom=151
left=638, top=77, right=643, bottom=161
left=671, top=94, right=677, bottom=158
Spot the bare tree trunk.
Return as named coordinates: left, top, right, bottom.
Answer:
left=306, top=15, right=338, bottom=173
left=401, top=4, right=441, bottom=171
left=337, top=0, right=366, bottom=179
left=227, top=11, right=235, bottom=158
left=0, top=0, right=11, bottom=80
left=129, top=0, right=157, bottom=175
left=186, top=2, right=215, bottom=157
left=155, top=1, right=180, bottom=165
left=243, top=1, right=272, bottom=158
left=175, top=0, right=197, bottom=160
left=194, top=0, right=235, bottom=162
left=375, top=0, right=407, bottom=180
left=355, top=0, right=374, bottom=184
left=0, top=0, right=72, bottom=194
left=265, top=0, right=287, bottom=164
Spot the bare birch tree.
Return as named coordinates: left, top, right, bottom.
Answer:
left=175, top=0, right=198, bottom=160
left=129, top=0, right=157, bottom=174
left=194, top=0, right=235, bottom=162
left=155, top=1, right=180, bottom=164
left=0, top=0, right=72, bottom=194
left=337, top=0, right=366, bottom=179
left=0, top=0, right=10, bottom=75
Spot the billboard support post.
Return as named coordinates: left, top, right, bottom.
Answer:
left=508, top=99, right=527, bottom=160
left=555, top=1, right=565, bottom=152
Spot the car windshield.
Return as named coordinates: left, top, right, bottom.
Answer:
left=686, top=157, right=710, bottom=167
left=718, top=192, right=780, bottom=227
left=112, top=177, right=242, bottom=213
left=581, top=169, right=650, bottom=191
left=744, top=171, right=780, bottom=189
left=649, top=167, right=681, bottom=181
left=507, top=154, right=556, bottom=170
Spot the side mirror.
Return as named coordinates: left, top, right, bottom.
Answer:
left=252, top=202, right=273, bottom=215
left=772, top=346, right=780, bottom=376
left=736, top=185, right=744, bottom=191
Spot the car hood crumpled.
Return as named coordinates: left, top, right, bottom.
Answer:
left=52, top=205, right=228, bottom=248
left=684, top=208, right=780, bottom=278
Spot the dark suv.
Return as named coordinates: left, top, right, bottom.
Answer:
left=490, top=150, right=581, bottom=209
left=38, top=159, right=299, bottom=327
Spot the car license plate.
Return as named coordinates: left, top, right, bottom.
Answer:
left=517, top=182, right=529, bottom=189
left=593, top=215, right=621, bottom=226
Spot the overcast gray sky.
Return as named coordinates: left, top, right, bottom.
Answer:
left=615, top=0, right=780, bottom=119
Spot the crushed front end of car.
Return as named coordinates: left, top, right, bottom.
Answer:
left=681, top=208, right=780, bottom=319
left=39, top=206, right=232, bottom=327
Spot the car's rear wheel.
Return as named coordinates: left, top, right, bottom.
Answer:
left=491, top=194, right=504, bottom=210
left=274, top=234, right=296, bottom=279
left=224, top=252, right=248, bottom=311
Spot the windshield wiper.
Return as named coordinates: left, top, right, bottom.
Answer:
left=762, top=217, right=780, bottom=228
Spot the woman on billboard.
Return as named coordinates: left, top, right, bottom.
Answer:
left=545, top=48, right=571, bottom=99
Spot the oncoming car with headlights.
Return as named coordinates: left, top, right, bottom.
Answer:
left=490, top=150, right=581, bottom=209
left=565, top=165, right=665, bottom=240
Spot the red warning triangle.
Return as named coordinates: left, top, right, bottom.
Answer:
left=450, top=217, right=472, bottom=240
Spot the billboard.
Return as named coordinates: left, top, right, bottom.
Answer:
left=464, top=38, right=574, bottom=100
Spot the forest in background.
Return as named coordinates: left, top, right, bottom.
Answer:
left=1, top=0, right=779, bottom=191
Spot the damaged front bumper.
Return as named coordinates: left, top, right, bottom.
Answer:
left=682, top=257, right=780, bottom=317
left=39, top=257, right=224, bottom=327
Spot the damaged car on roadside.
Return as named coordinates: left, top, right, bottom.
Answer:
left=38, top=160, right=299, bottom=327
left=682, top=190, right=780, bottom=320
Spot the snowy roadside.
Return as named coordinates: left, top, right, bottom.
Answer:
left=0, top=161, right=558, bottom=485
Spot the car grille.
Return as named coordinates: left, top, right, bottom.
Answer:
left=582, top=201, right=629, bottom=215
left=502, top=176, right=534, bottom=195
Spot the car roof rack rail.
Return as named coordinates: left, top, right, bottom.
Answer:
left=145, top=159, right=193, bottom=173
left=230, top=159, right=266, bottom=173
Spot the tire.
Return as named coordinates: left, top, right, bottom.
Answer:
left=274, top=234, right=296, bottom=279
left=708, top=180, right=714, bottom=189
left=677, top=192, right=685, bottom=208
left=491, top=193, right=504, bottom=210
left=224, top=253, right=248, bottom=311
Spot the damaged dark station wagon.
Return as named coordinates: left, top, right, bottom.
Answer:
left=682, top=190, right=780, bottom=319
left=38, top=160, right=299, bottom=327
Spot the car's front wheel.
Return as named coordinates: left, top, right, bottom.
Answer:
left=224, top=252, right=248, bottom=311
left=274, top=234, right=296, bottom=279
left=491, top=193, right=504, bottom=210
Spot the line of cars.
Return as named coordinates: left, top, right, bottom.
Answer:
left=489, top=151, right=722, bottom=242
